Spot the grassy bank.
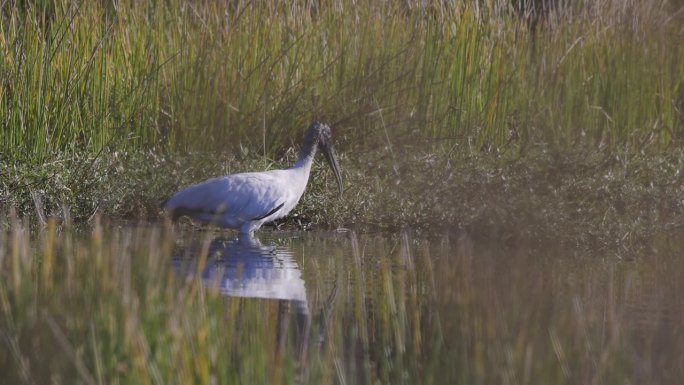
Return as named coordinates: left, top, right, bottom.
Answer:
left=3, top=145, right=684, bottom=254
left=1, top=0, right=684, bottom=244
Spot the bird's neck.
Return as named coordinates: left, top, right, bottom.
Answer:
left=293, top=137, right=317, bottom=169
left=290, top=144, right=315, bottom=195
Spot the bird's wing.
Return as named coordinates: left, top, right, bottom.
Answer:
left=165, top=172, right=290, bottom=222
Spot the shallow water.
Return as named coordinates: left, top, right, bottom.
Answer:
left=1, top=223, right=683, bottom=384
left=170, top=227, right=684, bottom=383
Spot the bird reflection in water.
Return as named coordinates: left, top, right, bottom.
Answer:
left=172, top=234, right=312, bottom=367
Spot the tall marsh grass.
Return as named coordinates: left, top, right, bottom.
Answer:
left=1, top=0, right=684, bottom=232
left=1, top=0, right=682, bottom=162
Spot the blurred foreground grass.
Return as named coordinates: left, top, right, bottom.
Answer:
left=1, top=219, right=683, bottom=384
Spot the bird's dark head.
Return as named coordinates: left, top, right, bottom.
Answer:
left=302, top=121, right=343, bottom=194
left=315, top=122, right=333, bottom=148
left=302, top=121, right=329, bottom=147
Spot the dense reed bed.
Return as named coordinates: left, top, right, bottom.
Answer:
left=1, top=218, right=683, bottom=384
left=2, top=0, right=681, bottom=157
left=1, top=0, right=683, bottom=241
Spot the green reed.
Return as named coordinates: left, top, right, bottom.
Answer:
left=1, top=0, right=681, bottom=162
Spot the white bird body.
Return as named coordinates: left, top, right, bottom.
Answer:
left=163, top=122, right=342, bottom=234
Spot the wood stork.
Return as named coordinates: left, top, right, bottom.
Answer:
left=163, top=122, right=343, bottom=234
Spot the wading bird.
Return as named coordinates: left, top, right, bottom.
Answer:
left=163, top=122, right=343, bottom=234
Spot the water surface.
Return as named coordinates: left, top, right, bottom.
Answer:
left=1, top=223, right=683, bottom=384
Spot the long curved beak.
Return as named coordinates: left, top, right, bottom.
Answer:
left=322, top=142, right=343, bottom=195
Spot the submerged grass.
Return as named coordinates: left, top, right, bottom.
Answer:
left=1, top=219, right=683, bottom=384
left=1, top=0, right=684, bottom=244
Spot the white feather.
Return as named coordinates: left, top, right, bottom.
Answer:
left=164, top=164, right=312, bottom=233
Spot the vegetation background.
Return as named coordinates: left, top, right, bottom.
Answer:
left=1, top=0, right=683, bottom=248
